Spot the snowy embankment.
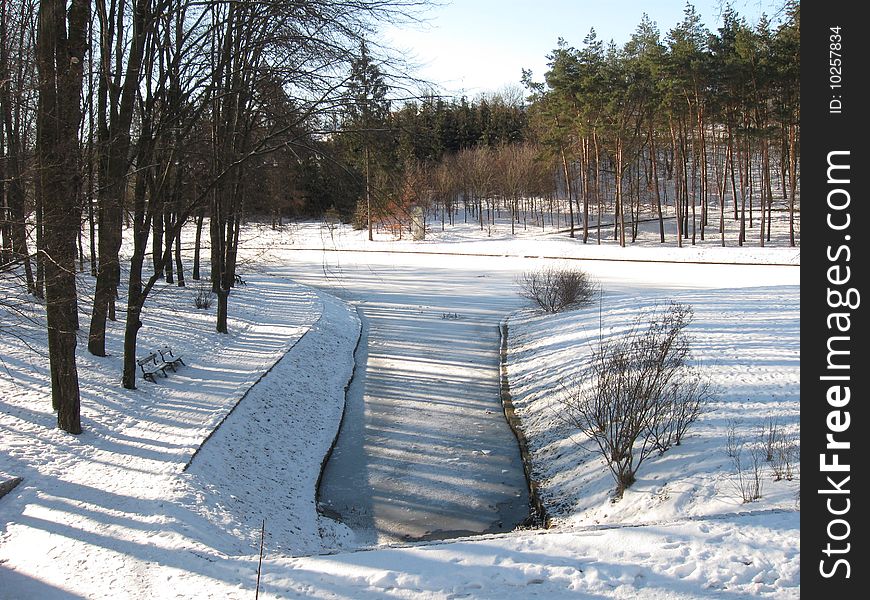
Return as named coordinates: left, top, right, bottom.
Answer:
left=268, top=511, right=798, bottom=598
left=500, top=284, right=800, bottom=593
left=0, top=273, right=359, bottom=598
left=250, top=212, right=800, bottom=267
left=179, top=291, right=360, bottom=556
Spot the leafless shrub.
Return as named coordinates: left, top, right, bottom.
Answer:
left=771, top=431, right=799, bottom=481
left=559, top=303, right=711, bottom=498
left=761, top=416, right=780, bottom=462
left=517, top=267, right=596, bottom=313
left=726, top=415, right=799, bottom=501
left=725, top=418, right=742, bottom=458
left=649, top=375, right=711, bottom=454
left=731, top=440, right=765, bottom=503
left=193, top=281, right=213, bottom=309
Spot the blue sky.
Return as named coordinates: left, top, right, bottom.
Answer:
left=383, top=0, right=786, bottom=97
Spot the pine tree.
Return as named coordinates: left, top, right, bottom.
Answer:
left=345, top=40, right=393, bottom=240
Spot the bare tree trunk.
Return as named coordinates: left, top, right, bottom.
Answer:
left=682, top=117, right=692, bottom=243
left=631, top=161, right=648, bottom=243
left=616, top=138, right=625, bottom=247
left=788, top=123, right=797, bottom=247
left=764, top=138, right=773, bottom=243
left=649, top=127, right=665, bottom=243
left=0, top=2, right=36, bottom=291
left=746, top=132, right=754, bottom=231
left=152, top=202, right=164, bottom=277
left=174, top=215, right=185, bottom=287
left=669, top=120, right=683, bottom=248
left=122, top=166, right=150, bottom=390
left=719, top=134, right=730, bottom=247
left=582, top=137, right=590, bottom=243
left=697, top=103, right=708, bottom=240
left=690, top=144, right=697, bottom=246
left=728, top=121, right=738, bottom=221
left=365, top=145, right=373, bottom=241
left=560, top=146, right=574, bottom=238
left=37, top=0, right=88, bottom=433
left=759, top=139, right=767, bottom=247
left=594, top=131, right=601, bottom=244
left=192, top=209, right=204, bottom=279
left=739, top=135, right=748, bottom=246
left=164, top=208, right=175, bottom=283
left=35, top=183, right=45, bottom=298
left=0, top=124, right=8, bottom=265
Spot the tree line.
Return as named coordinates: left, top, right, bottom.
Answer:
left=523, top=2, right=800, bottom=247
left=321, top=2, right=799, bottom=247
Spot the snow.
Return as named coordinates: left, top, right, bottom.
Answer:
left=180, top=291, right=360, bottom=556
left=1, top=215, right=799, bottom=598
left=505, top=286, right=800, bottom=527
left=261, top=207, right=799, bottom=267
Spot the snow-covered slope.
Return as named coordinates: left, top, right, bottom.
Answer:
left=505, top=285, right=799, bottom=524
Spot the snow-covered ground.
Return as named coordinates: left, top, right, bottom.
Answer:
left=505, top=283, right=799, bottom=527
left=252, top=207, right=799, bottom=267
left=1, top=217, right=799, bottom=598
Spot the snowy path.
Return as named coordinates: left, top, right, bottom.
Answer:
left=302, top=259, right=531, bottom=544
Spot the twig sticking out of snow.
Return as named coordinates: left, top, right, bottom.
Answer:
left=255, top=519, right=266, bottom=599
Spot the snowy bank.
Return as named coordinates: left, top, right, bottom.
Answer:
left=233, top=217, right=801, bottom=268
left=504, top=286, right=800, bottom=526
left=180, top=292, right=360, bottom=556
left=0, top=274, right=359, bottom=597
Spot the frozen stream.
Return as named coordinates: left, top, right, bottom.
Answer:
left=276, top=251, right=531, bottom=544
left=268, top=247, right=801, bottom=546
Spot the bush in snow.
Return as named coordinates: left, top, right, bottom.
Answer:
left=760, top=416, right=780, bottom=462
left=729, top=436, right=765, bottom=503
left=771, top=432, right=799, bottom=482
left=193, top=281, right=214, bottom=309
left=517, top=267, right=596, bottom=313
left=559, top=303, right=711, bottom=498
left=727, top=417, right=798, bottom=502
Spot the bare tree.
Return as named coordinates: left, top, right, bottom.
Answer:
left=36, top=0, right=89, bottom=433
left=118, top=0, right=429, bottom=385
left=87, top=0, right=158, bottom=357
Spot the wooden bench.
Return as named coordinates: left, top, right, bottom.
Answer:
left=138, top=352, right=169, bottom=383
left=158, top=345, right=185, bottom=372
